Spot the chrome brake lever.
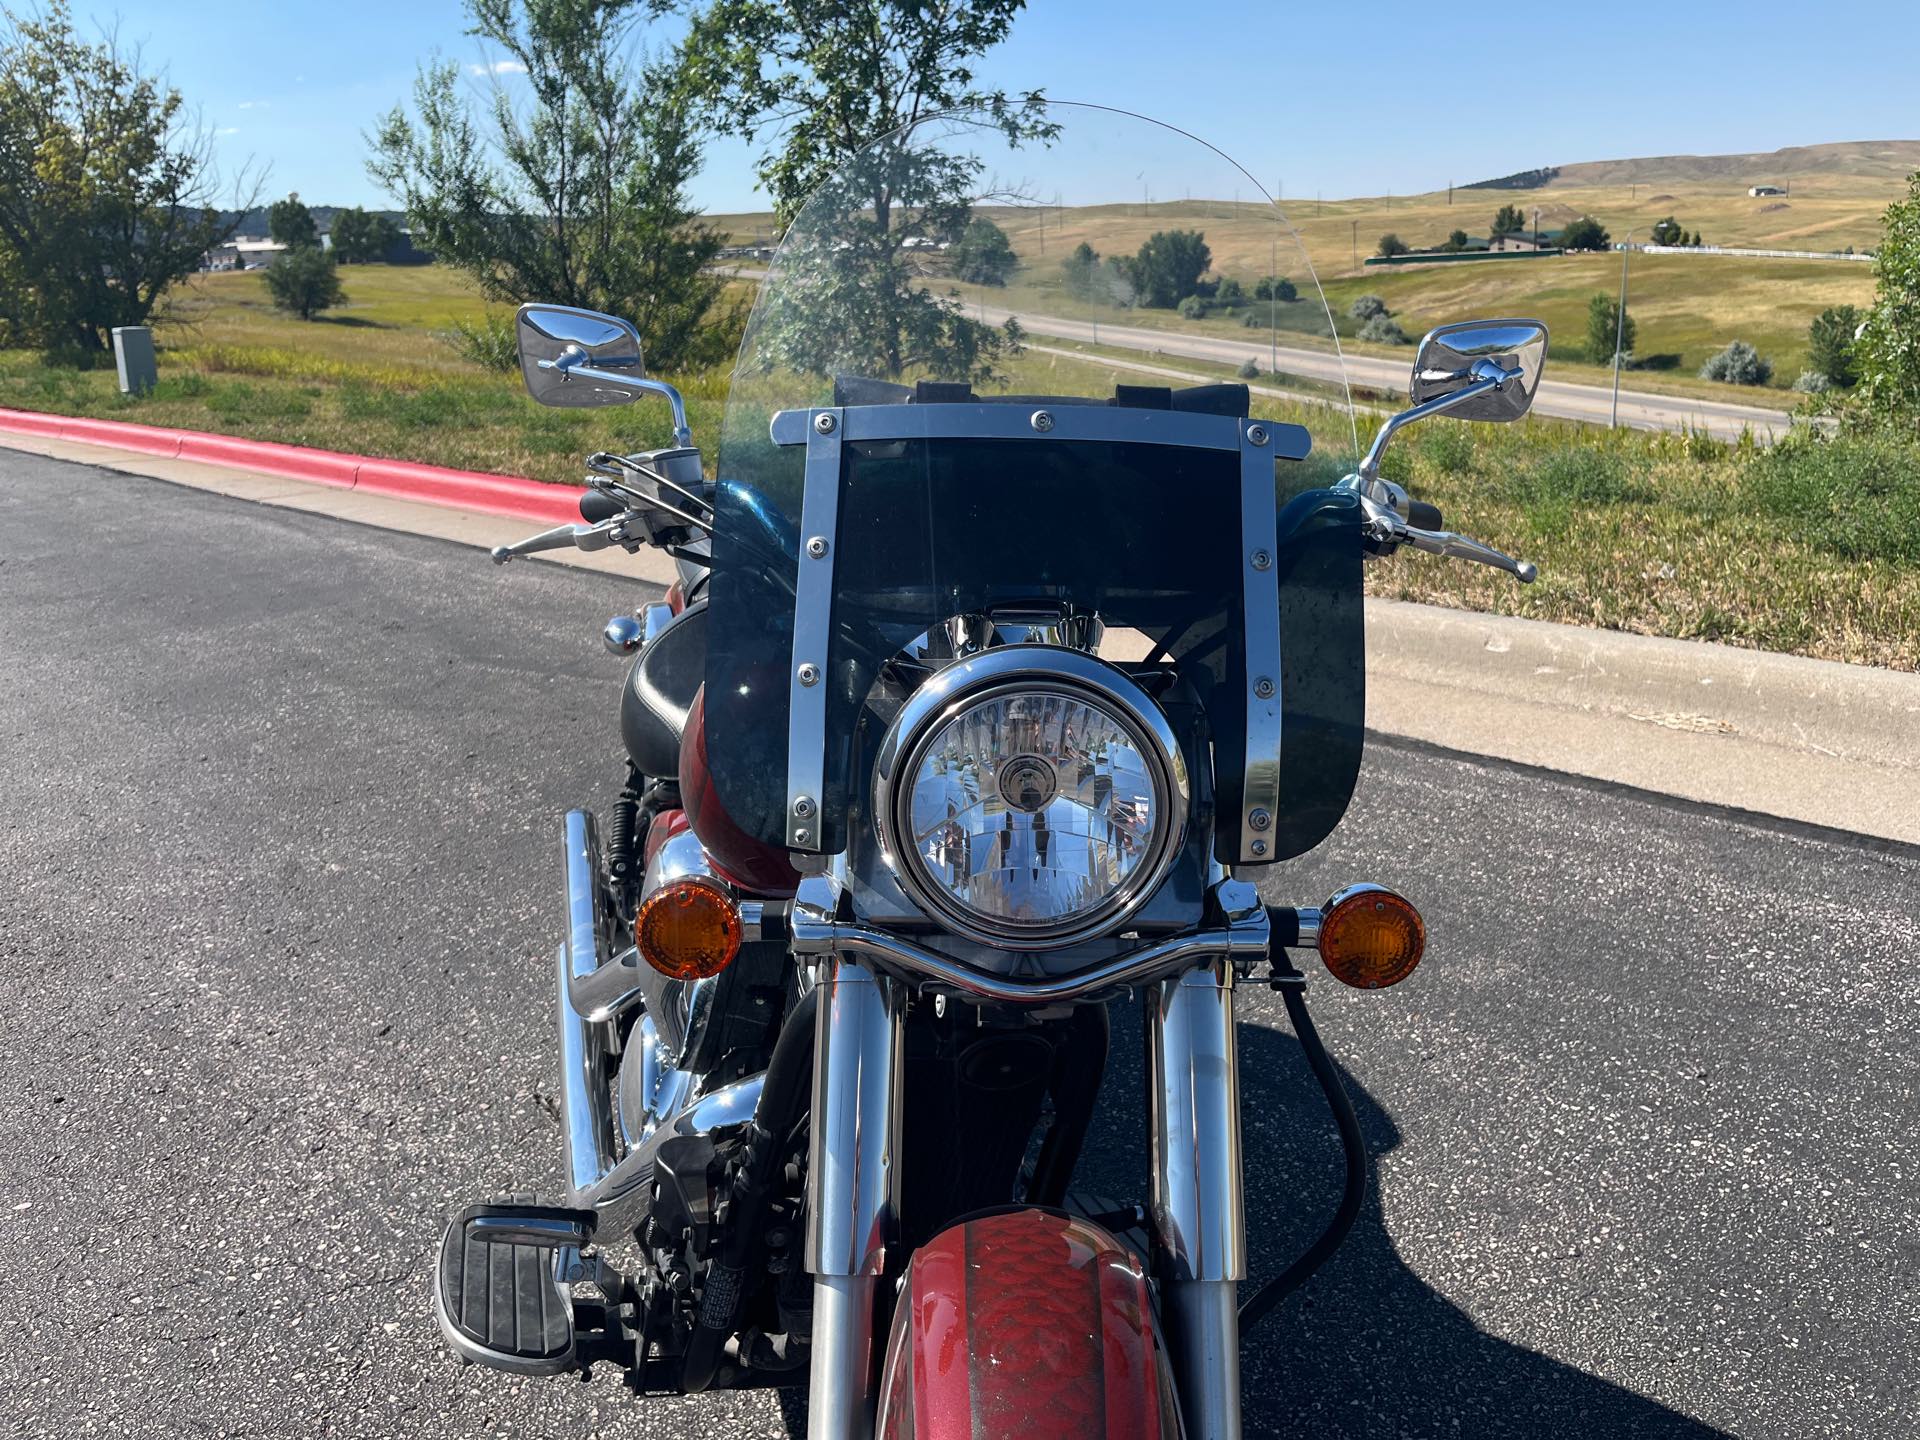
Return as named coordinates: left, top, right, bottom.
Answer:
left=489, top=518, right=621, bottom=565
left=1357, top=493, right=1537, bottom=584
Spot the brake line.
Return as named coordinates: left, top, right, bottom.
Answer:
left=1237, top=953, right=1367, bottom=1336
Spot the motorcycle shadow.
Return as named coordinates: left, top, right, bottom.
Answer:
left=1077, top=1009, right=1731, bottom=1440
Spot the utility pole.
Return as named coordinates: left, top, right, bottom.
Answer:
left=1611, top=230, right=1636, bottom=429
left=1448, top=181, right=1453, bottom=206
left=1351, top=219, right=1358, bottom=272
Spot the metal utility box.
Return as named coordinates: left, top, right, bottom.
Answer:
left=113, top=326, right=157, bottom=395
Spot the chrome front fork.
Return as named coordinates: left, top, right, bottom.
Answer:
left=805, top=959, right=902, bottom=1440
left=1148, top=961, right=1246, bottom=1440
left=799, top=956, right=1241, bottom=1440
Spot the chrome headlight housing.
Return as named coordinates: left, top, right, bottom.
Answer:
left=872, top=647, right=1188, bottom=949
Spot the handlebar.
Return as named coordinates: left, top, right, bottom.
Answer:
left=1406, top=498, right=1444, bottom=531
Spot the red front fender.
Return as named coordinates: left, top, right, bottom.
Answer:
left=876, top=1208, right=1180, bottom=1440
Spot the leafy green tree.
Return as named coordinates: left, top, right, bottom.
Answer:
left=1376, top=232, right=1408, bottom=258
left=1559, top=216, right=1610, bottom=251
left=1443, top=228, right=1469, bottom=253
left=269, top=193, right=318, bottom=249
left=329, top=206, right=399, bottom=264
left=1807, top=304, right=1861, bottom=388
left=1061, top=240, right=1101, bottom=299
left=1856, top=171, right=1920, bottom=427
left=1125, top=229, right=1211, bottom=308
left=674, top=0, right=1049, bottom=225
left=0, top=0, right=250, bottom=358
left=369, top=0, right=733, bottom=371
left=265, top=245, right=344, bottom=320
left=1253, top=275, right=1296, bottom=302
left=1650, top=215, right=1685, bottom=246
left=1587, top=293, right=1635, bottom=364
left=1214, top=275, right=1244, bottom=305
left=951, top=217, right=1017, bottom=285
left=1491, top=203, right=1526, bottom=237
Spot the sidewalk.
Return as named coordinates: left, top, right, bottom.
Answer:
left=4, top=424, right=1914, bottom=846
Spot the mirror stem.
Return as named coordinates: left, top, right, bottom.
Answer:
left=1355, top=370, right=1504, bottom=484
left=538, top=361, right=695, bottom=448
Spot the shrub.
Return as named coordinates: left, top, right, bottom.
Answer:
left=1236, top=358, right=1259, bottom=379
left=1792, top=370, right=1833, bottom=394
left=1749, top=431, right=1920, bottom=564
left=1507, top=446, right=1644, bottom=507
left=1807, top=304, right=1861, bottom=388
left=1422, top=424, right=1476, bottom=475
left=1215, top=277, right=1245, bottom=305
left=1349, top=294, right=1389, bottom=322
left=1176, top=295, right=1210, bottom=320
left=1376, top=233, right=1408, bottom=258
left=444, top=313, right=520, bottom=372
left=1253, top=275, right=1297, bottom=302
left=1359, top=314, right=1408, bottom=346
left=1586, top=293, right=1635, bottom=366
left=1700, top=340, right=1773, bottom=386
left=1241, top=311, right=1265, bottom=328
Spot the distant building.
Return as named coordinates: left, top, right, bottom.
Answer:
left=1749, top=184, right=1788, bottom=197
left=1491, top=228, right=1564, bottom=253
left=206, top=235, right=290, bottom=271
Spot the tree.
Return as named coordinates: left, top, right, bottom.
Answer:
left=1586, top=293, right=1635, bottom=365
left=265, top=245, right=344, bottom=320
left=1808, top=304, right=1861, bottom=389
left=951, top=216, right=1016, bottom=285
left=674, top=0, right=1048, bottom=225
left=1443, top=228, right=1470, bottom=253
left=1253, top=275, right=1296, bottom=302
left=1491, top=203, right=1526, bottom=237
left=1650, top=215, right=1685, bottom=246
left=1559, top=216, right=1610, bottom=252
left=369, top=0, right=733, bottom=372
left=0, top=0, right=251, bottom=359
left=268, top=193, right=318, bottom=249
left=1215, top=275, right=1244, bottom=305
left=1376, top=232, right=1408, bottom=258
left=1856, top=170, right=1920, bottom=426
left=1061, top=240, right=1101, bottom=300
left=1700, top=339, right=1772, bottom=386
left=1125, top=229, right=1211, bottom=309
left=329, top=206, right=400, bottom=264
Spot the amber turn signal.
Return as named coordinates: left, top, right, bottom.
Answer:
left=1318, top=885, right=1425, bottom=989
left=636, top=878, right=742, bottom=980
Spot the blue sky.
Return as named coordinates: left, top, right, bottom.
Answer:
left=74, top=0, right=1920, bottom=214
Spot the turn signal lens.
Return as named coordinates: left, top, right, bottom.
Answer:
left=1319, top=886, right=1425, bottom=989
left=635, top=878, right=742, bottom=980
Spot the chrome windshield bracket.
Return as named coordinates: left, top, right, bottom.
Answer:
left=785, top=410, right=843, bottom=855
left=1236, top=420, right=1284, bottom=865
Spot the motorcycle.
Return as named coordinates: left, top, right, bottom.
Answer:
left=433, top=104, right=1546, bottom=1438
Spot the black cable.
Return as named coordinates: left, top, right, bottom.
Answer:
left=1238, top=955, right=1367, bottom=1335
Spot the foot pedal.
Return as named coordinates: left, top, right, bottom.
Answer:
left=434, top=1201, right=597, bottom=1375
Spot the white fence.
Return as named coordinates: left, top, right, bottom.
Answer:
left=1634, top=243, right=1873, bottom=263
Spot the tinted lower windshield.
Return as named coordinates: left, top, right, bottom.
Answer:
left=708, top=103, right=1365, bottom=865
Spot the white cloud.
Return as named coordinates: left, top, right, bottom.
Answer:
left=215, top=127, right=239, bottom=136
left=237, top=100, right=268, bottom=110
left=467, top=59, right=528, bottom=76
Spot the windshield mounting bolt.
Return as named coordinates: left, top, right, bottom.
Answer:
left=1250, top=548, right=1272, bottom=571
left=1247, top=424, right=1269, bottom=446
left=1030, top=410, right=1055, bottom=433
left=792, top=796, right=816, bottom=820
left=797, top=662, right=820, bottom=687
left=806, top=535, right=829, bottom=559
left=1251, top=839, right=1269, bottom=857
left=792, top=826, right=812, bottom=846
left=1253, top=677, right=1275, bottom=700
left=1249, top=808, right=1273, bottom=831
left=814, top=411, right=837, bottom=434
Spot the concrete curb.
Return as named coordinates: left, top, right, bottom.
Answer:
left=0, top=405, right=585, bottom=525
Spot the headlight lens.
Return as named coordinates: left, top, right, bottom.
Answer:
left=879, top=661, right=1186, bottom=947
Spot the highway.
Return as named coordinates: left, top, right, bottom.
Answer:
left=2, top=450, right=1912, bottom=1437
left=972, top=302, right=1798, bottom=442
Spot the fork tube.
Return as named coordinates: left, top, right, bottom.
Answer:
left=805, top=959, right=903, bottom=1440
left=1147, top=961, right=1246, bottom=1440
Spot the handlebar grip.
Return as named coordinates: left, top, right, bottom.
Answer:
left=579, top=490, right=625, bottom=524
left=1407, top=499, right=1444, bottom=531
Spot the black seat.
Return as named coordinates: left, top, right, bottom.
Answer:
left=621, top=599, right=707, bottom=779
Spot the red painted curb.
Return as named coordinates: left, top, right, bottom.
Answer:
left=0, top=405, right=586, bottom=524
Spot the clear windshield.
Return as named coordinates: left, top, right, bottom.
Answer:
left=707, top=106, right=1366, bottom=866
left=720, top=103, right=1356, bottom=476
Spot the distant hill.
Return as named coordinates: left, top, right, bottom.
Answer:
left=1470, top=140, right=1920, bottom=191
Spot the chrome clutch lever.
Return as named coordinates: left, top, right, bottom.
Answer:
left=1357, top=492, right=1537, bottom=584
left=490, top=518, right=620, bottom=564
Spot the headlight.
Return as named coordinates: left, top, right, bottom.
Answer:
left=873, top=648, right=1188, bottom=949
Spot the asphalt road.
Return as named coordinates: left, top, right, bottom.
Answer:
left=970, top=303, right=1797, bottom=443
left=2, top=450, right=1914, bottom=1438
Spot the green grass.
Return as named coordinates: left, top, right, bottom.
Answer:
left=2, top=262, right=1914, bottom=670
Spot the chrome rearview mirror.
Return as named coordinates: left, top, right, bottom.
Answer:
left=515, top=303, right=692, bottom=446
left=1409, top=318, right=1548, bottom=422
